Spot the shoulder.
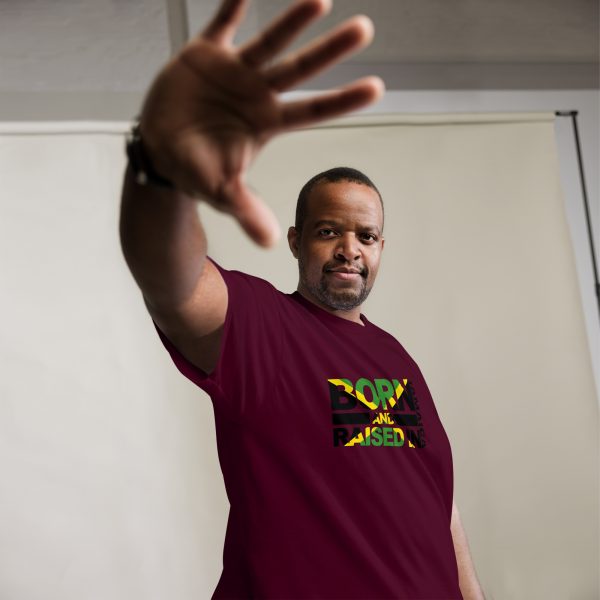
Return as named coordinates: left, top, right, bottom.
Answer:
left=208, top=256, right=283, bottom=296
left=367, top=318, right=420, bottom=368
left=207, top=257, right=292, bottom=330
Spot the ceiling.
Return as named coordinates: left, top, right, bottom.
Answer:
left=189, top=0, right=599, bottom=64
left=186, top=0, right=599, bottom=90
left=0, top=0, right=597, bottom=120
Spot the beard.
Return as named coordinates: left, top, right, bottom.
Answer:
left=298, top=251, right=372, bottom=311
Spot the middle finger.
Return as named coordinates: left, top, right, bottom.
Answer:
left=263, top=15, right=374, bottom=92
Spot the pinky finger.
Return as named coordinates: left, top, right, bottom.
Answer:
left=279, top=76, right=385, bottom=131
left=200, top=0, right=248, bottom=46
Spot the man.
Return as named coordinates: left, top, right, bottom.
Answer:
left=119, top=0, right=485, bottom=598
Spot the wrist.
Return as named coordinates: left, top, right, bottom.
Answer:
left=125, top=118, right=176, bottom=190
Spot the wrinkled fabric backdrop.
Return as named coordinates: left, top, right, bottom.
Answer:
left=0, top=112, right=597, bottom=599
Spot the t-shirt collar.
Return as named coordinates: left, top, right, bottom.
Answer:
left=290, top=290, right=371, bottom=330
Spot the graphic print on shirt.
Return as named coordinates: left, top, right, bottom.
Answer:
left=329, top=378, right=426, bottom=448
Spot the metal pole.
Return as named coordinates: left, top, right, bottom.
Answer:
left=555, top=110, right=600, bottom=325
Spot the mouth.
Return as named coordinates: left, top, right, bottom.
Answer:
left=328, top=272, right=360, bottom=281
left=326, top=268, right=363, bottom=281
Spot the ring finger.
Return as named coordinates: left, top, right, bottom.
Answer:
left=238, top=0, right=331, bottom=68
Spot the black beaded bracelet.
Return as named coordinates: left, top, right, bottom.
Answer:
left=125, top=120, right=175, bottom=190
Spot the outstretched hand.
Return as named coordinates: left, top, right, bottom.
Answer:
left=138, top=0, right=384, bottom=247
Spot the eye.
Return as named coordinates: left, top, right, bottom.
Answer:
left=318, top=228, right=336, bottom=237
left=362, top=233, right=377, bottom=242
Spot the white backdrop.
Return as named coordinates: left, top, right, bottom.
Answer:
left=0, top=113, right=597, bottom=599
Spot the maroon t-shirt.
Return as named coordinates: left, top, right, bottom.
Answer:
left=153, top=256, right=462, bottom=599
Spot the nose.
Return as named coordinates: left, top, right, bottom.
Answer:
left=334, top=232, right=361, bottom=263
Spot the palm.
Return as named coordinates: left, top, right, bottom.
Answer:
left=139, top=0, right=384, bottom=247
left=143, top=42, right=279, bottom=207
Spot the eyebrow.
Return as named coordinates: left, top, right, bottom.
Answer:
left=312, top=219, right=381, bottom=236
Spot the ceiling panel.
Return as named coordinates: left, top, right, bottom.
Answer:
left=188, top=0, right=599, bottom=63
left=0, top=0, right=596, bottom=121
left=0, top=0, right=171, bottom=93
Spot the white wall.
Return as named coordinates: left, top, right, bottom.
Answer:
left=1, top=112, right=597, bottom=600
left=288, top=88, right=600, bottom=402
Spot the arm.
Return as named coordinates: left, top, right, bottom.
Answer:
left=119, top=0, right=384, bottom=371
left=119, top=165, right=227, bottom=373
left=451, top=501, right=486, bottom=600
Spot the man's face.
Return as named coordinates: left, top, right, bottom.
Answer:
left=288, top=180, right=385, bottom=311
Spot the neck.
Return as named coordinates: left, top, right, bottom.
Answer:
left=296, top=286, right=364, bottom=325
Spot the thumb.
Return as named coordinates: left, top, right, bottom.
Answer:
left=220, top=174, right=281, bottom=248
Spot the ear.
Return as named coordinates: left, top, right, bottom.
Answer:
left=287, top=226, right=300, bottom=259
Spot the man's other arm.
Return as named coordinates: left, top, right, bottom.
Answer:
left=451, top=501, right=486, bottom=600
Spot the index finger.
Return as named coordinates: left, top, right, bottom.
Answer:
left=279, top=76, right=385, bottom=130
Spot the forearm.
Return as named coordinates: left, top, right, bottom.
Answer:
left=119, top=163, right=208, bottom=309
left=451, top=502, right=485, bottom=600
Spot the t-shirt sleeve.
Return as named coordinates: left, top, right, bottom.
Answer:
left=151, top=256, right=284, bottom=407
